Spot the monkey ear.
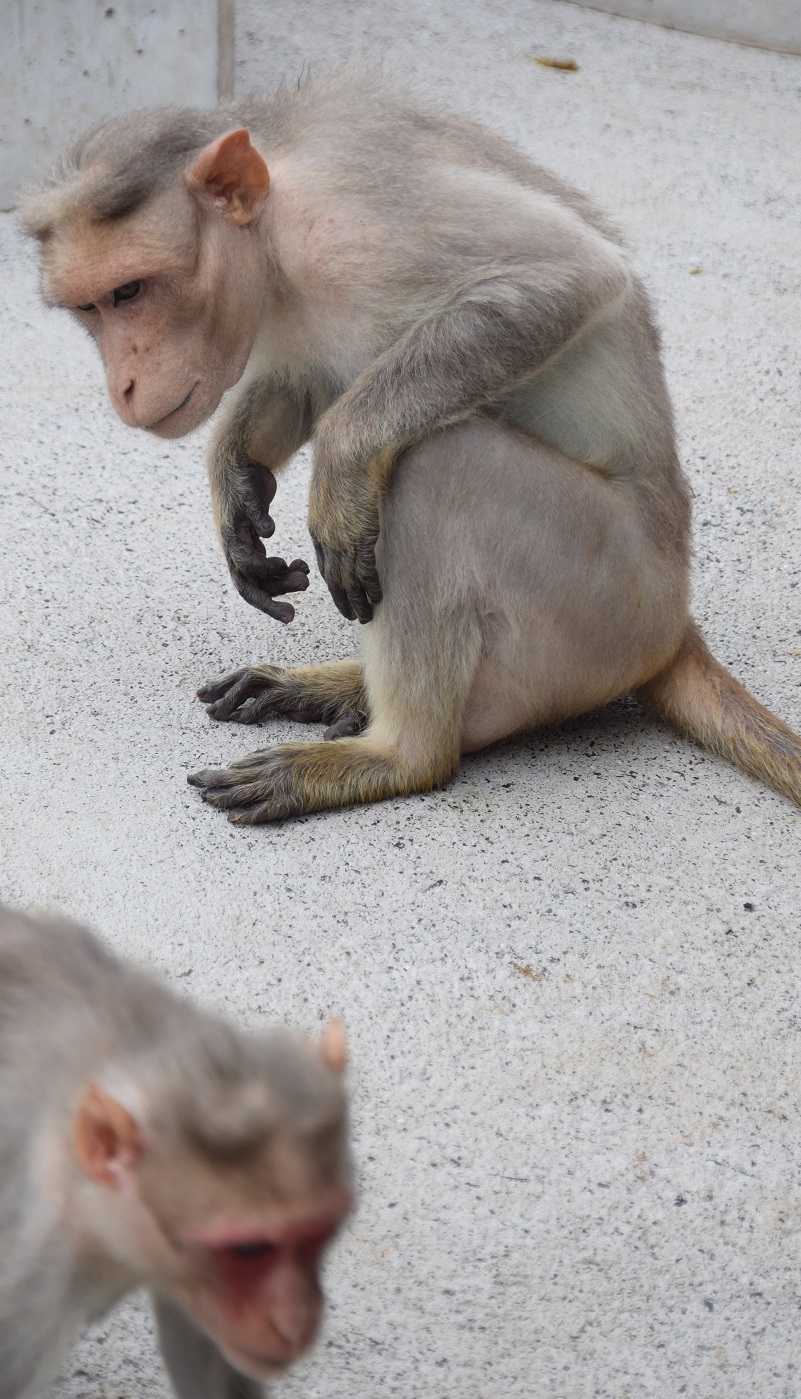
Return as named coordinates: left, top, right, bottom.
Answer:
left=73, top=1082, right=143, bottom=1189
left=186, top=130, right=271, bottom=226
left=319, top=1018, right=347, bottom=1074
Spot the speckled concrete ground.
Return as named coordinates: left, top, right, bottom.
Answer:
left=1, top=2, right=800, bottom=1396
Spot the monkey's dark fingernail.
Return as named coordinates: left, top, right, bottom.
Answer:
left=289, top=559, right=311, bottom=574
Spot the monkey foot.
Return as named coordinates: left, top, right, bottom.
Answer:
left=197, top=660, right=368, bottom=729
left=188, top=744, right=332, bottom=823
left=188, top=736, right=403, bottom=822
left=198, top=665, right=288, bottom=723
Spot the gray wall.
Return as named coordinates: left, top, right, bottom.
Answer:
left=564, top=0, right=801, bottom=54
left=0, top=0, right=234, bottom=209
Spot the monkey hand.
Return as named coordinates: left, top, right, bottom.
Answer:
left=221, top=462, right=310, bottom=623
left=307, top=459, right=383, bottom=624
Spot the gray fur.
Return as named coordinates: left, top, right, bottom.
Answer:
left=24, top=70, right=797, bottom=813
left=0, top=907, right=347, bottom=1398
left=20, top=69, right=683, bottom=618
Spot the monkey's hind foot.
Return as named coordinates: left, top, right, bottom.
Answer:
left=188, top=735, right=447, bottom=822
left=197, top=659, right=367, bottom=729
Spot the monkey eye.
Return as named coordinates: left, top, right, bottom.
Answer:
left=228, top=1240, right=278, bottom=1260
left=76, top=302, right=96, bottom=312
left=112, top=280, right=142, bottom=305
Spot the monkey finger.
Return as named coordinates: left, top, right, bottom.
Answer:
left=327, top=579, right=357, bottom=621
left=242, top=557, right=310, bottom=594
left=339, top=561, right=373, bottom=624
left=355, top=551, right=383, bottom=607
left=246, top=509, right=276, bottom=539
left=231, top=569, right=296, bottom=622
left=260, top=566, right=311, bottom=597
left=345, top=583, right=374, bottom=625
left=244, top=461, right=278, bottom=517
left=319, top=556, right=357, bottom=619
left=262, top=597, right=296, bottom=623
left=313, top=543, right=357, bottom=621
left=248, top=513, right=276, bottom=539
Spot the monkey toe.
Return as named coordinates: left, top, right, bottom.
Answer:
left=198, top=775, right=305, bottom=822
left=199, top=667, right=290, bottom=722
left=200, top=782, right=265, bottom=810
left=324, top=716, right=362, bottom=740
left=197, top=668, right=252, bottom=703
left=228, top=800, right=300, bottom=825
left=187, top=767, right=218, bottom=788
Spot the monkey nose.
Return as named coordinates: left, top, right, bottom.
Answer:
left=109, top=374, right=138, bottom=424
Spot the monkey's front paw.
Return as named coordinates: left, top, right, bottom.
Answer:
left=188, top=749, right=307, bottom=823
left=228, top=551, right=310, bottom=625
left=307, top=476, right=382, bottom=624
left=221, top=463, right=310, bottom=622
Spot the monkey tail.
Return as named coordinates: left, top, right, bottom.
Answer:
left=636, top=620, right=801, bottom=808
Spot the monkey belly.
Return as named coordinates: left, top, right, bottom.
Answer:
left=378, top=418, right=688, bottom=755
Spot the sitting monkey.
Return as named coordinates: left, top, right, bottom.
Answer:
left=0, top=906, right=350, bottom=1398
left=21, top=72, right=801, bottom=820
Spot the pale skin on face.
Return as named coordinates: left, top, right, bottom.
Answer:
left=40, top=135, right=271, bottom=435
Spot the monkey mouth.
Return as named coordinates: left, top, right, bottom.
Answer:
left=218, top=1338, right=292, bottom=1377
left=150, top=381, right=200, bottom=427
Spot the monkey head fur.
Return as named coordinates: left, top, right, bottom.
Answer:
left=0, top=907, right=350, bottom=1397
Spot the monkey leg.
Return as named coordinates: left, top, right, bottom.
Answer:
left=191, top=415, right=687, bottom=823
left=197, top=659, right=368, bottom=728
left=190, top=583, right=482, bottom=821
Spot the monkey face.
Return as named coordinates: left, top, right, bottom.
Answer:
left=71, top=1022, right=352, bottom=1382
left=39, top=185, right=266, bottom=439
left=167, top=1196, right=349, bottom=1377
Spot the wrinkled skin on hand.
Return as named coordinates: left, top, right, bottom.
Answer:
left=220, top=461, right=310, bottom=623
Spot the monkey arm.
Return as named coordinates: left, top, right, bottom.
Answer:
left=208, top=378, right=313, bottom=623
left=154, top=1298, right=264, bottom=1399
left=309, top=251, right=631, bottom=622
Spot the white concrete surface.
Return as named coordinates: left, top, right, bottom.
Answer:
left=565, top=1, right=801, bottom=55
left=0, top=0, right=234, bottom=209
left=1, top=2, right=800, bottom=1396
